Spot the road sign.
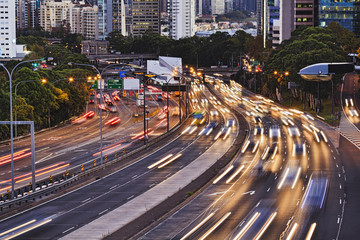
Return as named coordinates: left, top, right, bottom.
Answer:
left=129, top=91, right=133, bottom=96
left=288, top=82, right=299, bottom=89
left=119, top=71, right=126, bottom=78
left=108, top=79, right=123, bottom=89
left=123, top=90, right=127, bottom=97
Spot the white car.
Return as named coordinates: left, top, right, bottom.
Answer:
left=349, top=108, right=359, bottom=117
left=210, top=109, right=218, bottom=116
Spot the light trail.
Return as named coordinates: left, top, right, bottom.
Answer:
left=213, top=165, right=234, bottom=184
left=199, top=212, right=231, bottom=240
left=158, top=153, right=182, bottom=168
left=180, top=212, right=215, bottom=240
left=233, top=212, right=260, bottom=240
left=148, top=154, right=173, bottom=169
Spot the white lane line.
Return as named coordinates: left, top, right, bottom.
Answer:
left=127, top=195, right=134, bottom=200
left=149, top=183, right=155, bottom=188
left=132, top=175, right=138, bottom=179
left=110, top=185, right=118, bottom=190
left=62, top=227, right=75, bottom=234
left=99, top=209, right=109, bottom=215
left=81, top=198, right=91, bottom=203
left=267, top=188, right=271, bottom=192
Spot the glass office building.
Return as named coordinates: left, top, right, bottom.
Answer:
left=319, top=0, right=360, bottom=36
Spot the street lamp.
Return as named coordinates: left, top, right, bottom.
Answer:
left=0, top=57, right=52, bottom=199
left=68, top=62, right=104, bottom=165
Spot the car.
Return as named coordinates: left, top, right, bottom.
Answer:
left=293, top=142, right=306, bottom=156
left=345, top=98, right=354, bottom=107
left=227, top=119, right=235, bottom=127
left=157, top=112, right=166, bottom=120
left=109, top=106, right=117, bottom=113
left=105, top=117, right=121, bottom=125
left=254, top=126, right=263, bottom=136
left=253, top=116, right=262, bottom=123
left=349, top=108, right=359, bottom=117
left=214, top=126, right=231, bottom=140
left=210, top=109, right=218, bottom=116
left=288, top=126, right=300, bottom=137
left=269, top=126, right=281, bottom=138
left=199, top=121, right=218, bottom=136
left=277, top=161, right=301, bottom=189
left=89, top=98, right=95, bottom=104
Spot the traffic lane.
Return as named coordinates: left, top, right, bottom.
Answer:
left=0, top=119, right=220, bottom=239
left=336, top=135, right=360, bottom=239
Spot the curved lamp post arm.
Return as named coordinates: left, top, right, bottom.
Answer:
left=100, top=63, right=125, bottom=76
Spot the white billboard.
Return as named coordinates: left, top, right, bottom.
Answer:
left=123, top=78, right=140, bottom=90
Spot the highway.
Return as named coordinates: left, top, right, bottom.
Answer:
left=0, top=90, right=179, bottom=194
left=0, top=84, right=237, bottom=239
left=142, top=78, right=345, bottom=240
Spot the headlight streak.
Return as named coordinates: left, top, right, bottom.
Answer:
left=180, top=212, right=215, bottom=240
left=225, top=165, right=245, bottom=184
left=278, top=167, right=290, bottom=190
left=148, top=154, right=173, bottom=169
left=291, top=168, right=302, bottom=189
left=286, top=223, right=298, bottom=240
left=199, top=212, right=231, bottom=240
left=213, top=165, right=234, bottom=184
left=233, top=212, right=261, bottom=240
left=305, top=223, right=317, bottom=240
left=158, top=153, right=182, bottom=168
left=254, top=212, right=277, bottom=240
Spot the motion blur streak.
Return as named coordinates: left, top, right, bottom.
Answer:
left=233, top=212, right=260, bottom=240
left=0, top=219, right=36, bottom=237
left=148, top=154, right=173, bottom=169
left=15, top=163, right=70, bottom=183
left=3, top=219, right=52, bottom=240
left=305, top=223, right=317, bottom=240
left=254, top=212, right=277, bottom=240
left=180, top=212, right=215, bottom=240
left=213, top=165, right=234, bottom=184
left=158, top=153, right=182, bottom=168
left=286, top=223, right=298, bottom=240
left=226, top=165, right=245, bottom=184
left=199, top=212, right=231, bottom=240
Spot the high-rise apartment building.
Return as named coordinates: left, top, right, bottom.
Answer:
left=319, top=0, right=359, bottom=36
left=16, top=0, right=38, bottom=29
left=132, top=0, right=160, bottom=36
left=168, top=0, right=196, bottom=40
left=67, top=2, right=99, bottom=39
left=40, top=0, right=72, bottom=32
left=98, top=0, right=113, bottom=39
left=0, top=0, right=25, bottom=58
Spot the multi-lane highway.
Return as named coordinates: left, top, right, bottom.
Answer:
left=141, top=79, right=345, bottom=240
left=0, top=83, right=239, bottom=239
left=0, top=72, right=360, bottom=240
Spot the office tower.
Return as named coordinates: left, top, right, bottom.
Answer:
left=132, top=0, right=160, bottom=36
left=196, top=0, right=203, bottom=17
left=280, top=0, right=294, bottom=43
left=211, top=0, right=225, bottom=15
left=295, top=0, right=317, bottom=28
left=160, top=0, right=167, bottom=12
left=168, top=0, right=196, bottom=40
left=225, top=0, right=233, bottom=13
left=319, top=0, right=359, bottom=36
left=40, top=0, right=72, bottom=32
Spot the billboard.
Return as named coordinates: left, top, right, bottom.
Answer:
left=123, top=78, right=140, bottom=90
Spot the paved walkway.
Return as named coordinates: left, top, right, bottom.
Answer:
left=60, top=121, right=239, bottom=239
left=337, top=112, right=360, bottom=150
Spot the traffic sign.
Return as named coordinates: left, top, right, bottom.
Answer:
left=108, top=79, right=123, bottom=89
left=123, top=90, right=127, bottom=97
left=119, top=71, right=126, bottom=78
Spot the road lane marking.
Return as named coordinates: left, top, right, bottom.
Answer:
left=127, top=195, right=134, bottom=200
left=99, top=209, right=109, bottom=215
left=81, top=198, right=91, bottom=203
left=62, top=227, right=75, bottom=234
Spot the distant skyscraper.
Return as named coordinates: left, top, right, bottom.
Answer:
left=211, top=0, right=225, bottom=15
left=132, top=0, right=160, bottom=36
left=98, top=0, right=113, bottom=39
left=280, top=0, right=294, bottom=42
left=169, top=0, right=196, bottom=40
left=195, top=0, right=203, bottom=17
left=16, top=0, right=38, bottom=30
left=319, top=0, right=359, bottom=36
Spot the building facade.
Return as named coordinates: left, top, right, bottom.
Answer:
left=295, top=0, right=317, bottom=28
left=319, top=0, right=360, bottom=36
left=40, top=0, right=72, bottom=32
left=0, top=0, right=25, bottom=58
left=168, top=0, right=196, bottom=40
left=132, top=0, right=160, bottom=36
left=211, top=0, right=225, bottom=15
left=67, top=3, right=99, bottom=40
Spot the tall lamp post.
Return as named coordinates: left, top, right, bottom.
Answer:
left=68, top=62, right=104, bottom=165
left=142, top=76, right=152, bottom=145
left=0, top=57, right=52, bottom=199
